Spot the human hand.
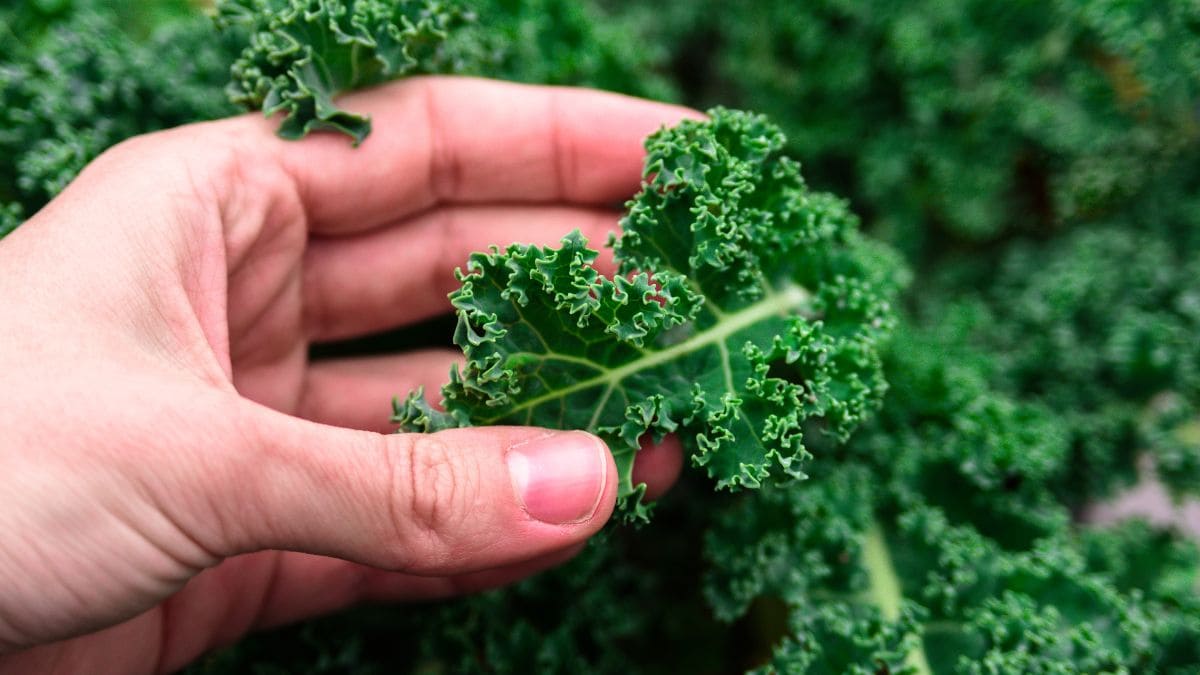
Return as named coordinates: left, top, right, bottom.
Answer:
left=0, top=77, right=695, bottom=673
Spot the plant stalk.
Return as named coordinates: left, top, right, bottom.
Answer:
left=863, top=521, right=933, bottom=675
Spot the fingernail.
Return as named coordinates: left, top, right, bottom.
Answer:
left=507, top=431, right=608, bottom=525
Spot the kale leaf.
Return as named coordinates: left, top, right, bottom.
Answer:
left=217, top=0, right=472, bottom=144
left=394, top=109, right=899, bottom=519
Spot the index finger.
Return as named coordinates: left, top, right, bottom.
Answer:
left=249, top=76, right=702, bottom=235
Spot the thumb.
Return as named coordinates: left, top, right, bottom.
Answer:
left=211, top=405, right=617, bottom=575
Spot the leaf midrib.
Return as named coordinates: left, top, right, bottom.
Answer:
left=480, top=283, right=811, bottom=425
left=864, top=522, right=934, bottom=675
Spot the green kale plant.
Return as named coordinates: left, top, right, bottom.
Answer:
left=217, top=0, right=473, bottom=144
left=618, top=0, right=1200, bottom=260
left=920, top=224, right=1200, bottom=510
left=456, top=0, right=676, bottom=101
left=394, top=109, right=899, bottom=519
left=382, top=110, right=1200, bottom=673
left=215, top=0, right=674, bottom=145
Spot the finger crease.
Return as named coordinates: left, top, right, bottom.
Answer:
left=549, top=91, right=570, bottom=202
left=422, top=82, right=462, bottom=203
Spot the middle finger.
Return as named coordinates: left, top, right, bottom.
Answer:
left=302, top=204, right=621, bottom=342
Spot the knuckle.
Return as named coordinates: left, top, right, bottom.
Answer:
left=547, top=89, right=581, bottom=201
left=389, top=434, right=479, bottom=568
left=421, top=81, right=463, bottom=202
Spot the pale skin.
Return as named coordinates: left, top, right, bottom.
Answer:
left=0, top=77, right=696, bottom=673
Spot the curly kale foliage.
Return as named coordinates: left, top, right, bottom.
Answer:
left=0, top=0, right=199, bottom=56
left=395, top=109, right=898, bottom=518
left=216, top=0, right=676, bottom=145
left=217, top=0, right=471, bottom=144
left=987, top=228, right=1200, bottom=404
left=191, top=538, right=667, bottom=674
left=917, top=224, right=1200, bottom=506
left=622, top=0, right=1200, bottom=257
left=452, top=0, right=675, bottom=101
left=0, top=2, right=237, bottom=235
left=699, top=320, right=1200, bottom=674
left=748, top=593, right=927, bottom=675
left=0, top=203, right=21, bottom=240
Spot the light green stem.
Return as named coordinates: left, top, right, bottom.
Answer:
left=863, top=522, right=933, bottom=675
left=480, top=282, right=811, bottom=424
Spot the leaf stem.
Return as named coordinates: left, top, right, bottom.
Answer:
left=863, top=521, right=933, bottom=675
left=480, top=282, right=811, bottom=424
